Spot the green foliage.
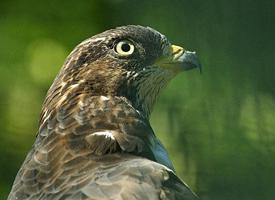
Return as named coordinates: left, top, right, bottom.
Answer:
left=0, top=0, right=274, bottom=199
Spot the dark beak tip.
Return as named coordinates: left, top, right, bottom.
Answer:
left=197, top=60, right=202, bottom=74
left=180, top=51, right=202, bottom=73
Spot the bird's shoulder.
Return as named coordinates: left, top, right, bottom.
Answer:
left=9, top=153, right=197, bottom=200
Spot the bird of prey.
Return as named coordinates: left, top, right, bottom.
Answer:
left=8, top=25, right=201, bottom=200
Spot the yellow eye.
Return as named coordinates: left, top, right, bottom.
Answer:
left=115, top=40, right=135, bottom=56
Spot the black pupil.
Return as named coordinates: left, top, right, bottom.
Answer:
left=121, top=43, right=130, bottom=52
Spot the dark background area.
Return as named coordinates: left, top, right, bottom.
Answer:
left=0, top=0, right=275, bottom=199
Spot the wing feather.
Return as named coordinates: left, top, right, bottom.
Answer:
left=9, top=95, right=197, bottom=200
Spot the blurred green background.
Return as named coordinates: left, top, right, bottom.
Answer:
left=0, top=0, right=275, bottom=199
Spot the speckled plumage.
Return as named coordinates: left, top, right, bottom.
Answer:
left=8, top=25, right=200, bottom=200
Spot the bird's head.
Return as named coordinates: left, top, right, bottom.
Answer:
left=48, top=25, right=201, bottom=118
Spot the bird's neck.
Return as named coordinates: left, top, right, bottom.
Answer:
left=117, top=68, right=175, bottom=118
left=40, top=83, right=174, bottom=170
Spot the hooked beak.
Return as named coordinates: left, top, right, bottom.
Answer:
left=157, top=44, right=202, bottom=73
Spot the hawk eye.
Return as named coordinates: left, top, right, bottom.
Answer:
left=115, top=40, right=135, bottom=56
